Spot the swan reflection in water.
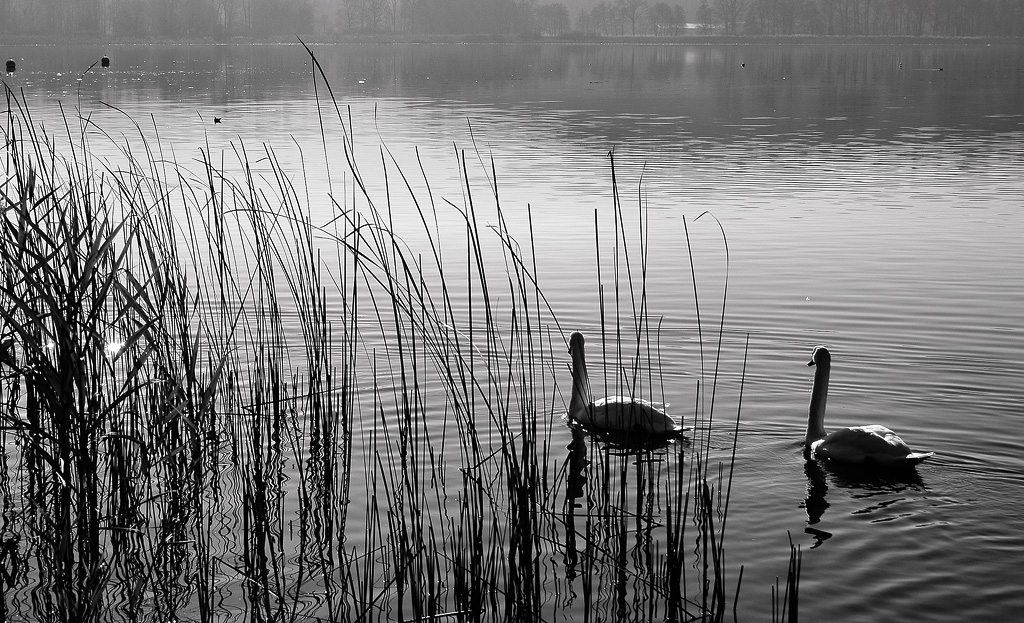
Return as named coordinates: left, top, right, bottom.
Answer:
left=563, top=427, right=588, bottom=580
left=801, top=459, right=833, bottom=548
left=562, top=421, right=683, bottom=585
left=801, top=452, right=927, bottom=549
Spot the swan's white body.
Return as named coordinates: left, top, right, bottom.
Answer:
left=806, top=346, right=933, bottom=466
left=568, top=332, right=682, bottom=436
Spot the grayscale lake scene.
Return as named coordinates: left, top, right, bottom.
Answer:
left=2, top=2, right=1023, bottom=622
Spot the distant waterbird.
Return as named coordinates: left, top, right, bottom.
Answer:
left=567, top=331, right=685, bottom=438
left=214, top=117, right=222, bottom=124
left=101, top=55, right=110, bottom=68
left=804, top=345, right=933, bottom=467
left=5, top=59, right=14, bottom=74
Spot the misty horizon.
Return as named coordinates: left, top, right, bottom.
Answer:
left=2, top=0, right=1022, bottom=41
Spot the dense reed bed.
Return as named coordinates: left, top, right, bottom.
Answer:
left=1, top=60, right=798, bottom=622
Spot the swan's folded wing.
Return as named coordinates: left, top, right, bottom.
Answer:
left=813, top=426, right=932, bottom=465
left=593, top=396, right=660, bottom=409
left=584, top=398, right=681, bottom=435
left=848, top=425, right=914, bottom=450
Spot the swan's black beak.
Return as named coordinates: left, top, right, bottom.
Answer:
left=807, top=359, right=815, bottom=367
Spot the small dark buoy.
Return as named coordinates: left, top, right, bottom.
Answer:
left=213, top=117, right=222, bottom=124
left=101, top=56, right=110, bottom=68
left=5, top=59, right=15, bottom=74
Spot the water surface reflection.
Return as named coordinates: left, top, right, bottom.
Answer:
left=1, top=41, right=1021, bottom=623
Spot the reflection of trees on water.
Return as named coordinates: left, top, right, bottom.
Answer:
left=9, top=44, right=1020, bottom=149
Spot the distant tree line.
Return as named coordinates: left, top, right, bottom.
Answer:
left=576, top=1, right=687, bottom=36
left=709, top=0, right=1024, bottom=36
left=1, top=0, right=316, bottom=38
left=0, top=0, right=539, bottom=37
left=0, top=0, right=1020, bottom=38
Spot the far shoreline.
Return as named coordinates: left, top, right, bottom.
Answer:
left=4, top=33, right=1022, bottom=48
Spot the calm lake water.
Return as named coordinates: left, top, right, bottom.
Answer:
left=3, top=41, right=1023, bottom=621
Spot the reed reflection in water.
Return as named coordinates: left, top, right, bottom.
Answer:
left=1, top=40, right=1021, bottom=623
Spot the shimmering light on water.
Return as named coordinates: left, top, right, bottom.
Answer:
left=3, top=41, right=1022, bottom=621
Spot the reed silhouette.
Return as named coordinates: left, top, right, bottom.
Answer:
left=0, top=52, right=799, bottom=621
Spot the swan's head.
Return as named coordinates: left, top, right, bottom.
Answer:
left=808, top=345, right=831, bottom=367
left=569, top=331, right=585, bottom=354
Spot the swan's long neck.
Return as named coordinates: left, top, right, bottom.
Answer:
left=806, top=361, right=829, bottom=446
left=569, top=343, right=590, bottom=417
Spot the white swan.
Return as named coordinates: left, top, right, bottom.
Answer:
left=805, top=345, right=933, bottom=466
left=568, top=331, right=683, bottom=437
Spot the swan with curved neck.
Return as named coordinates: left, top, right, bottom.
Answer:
left=568, top=331, right=682, bottom=436
left=806, top=345, right=933, bottom=466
